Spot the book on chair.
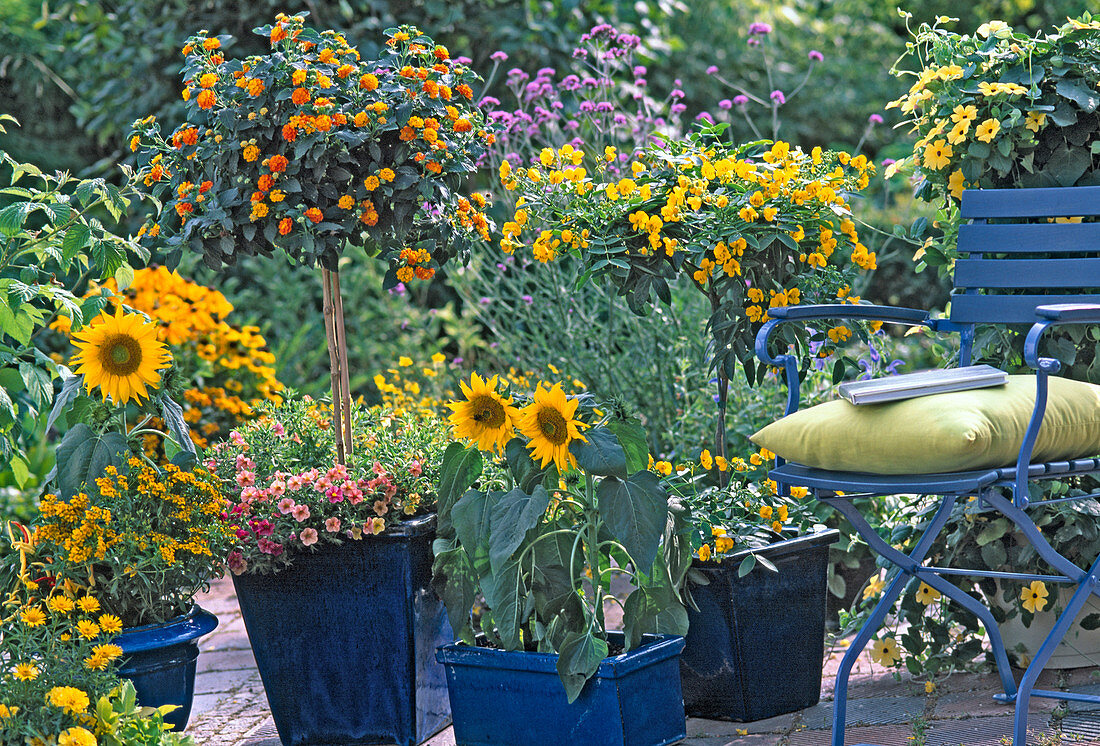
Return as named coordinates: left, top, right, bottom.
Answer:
left=838, top=364, right=1009, bottom=405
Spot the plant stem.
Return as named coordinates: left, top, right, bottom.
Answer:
left=585, top=472, right=606, bottom=636
left=709, top=291, right=730, bottom=487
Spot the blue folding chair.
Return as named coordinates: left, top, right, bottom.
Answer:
left=754, top=184, right=1100, bottom=746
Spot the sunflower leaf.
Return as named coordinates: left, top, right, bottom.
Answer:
left=570, top=427, right=627, bottom=478
left=46, top=372, right=84, bottom=433
left=55, top=424, right=130, bottom=498
left=159, top=395, right=196, bottom=457
left=488, top=485, right=550, bottom=574
left=596, top=471, right=668, bottom=574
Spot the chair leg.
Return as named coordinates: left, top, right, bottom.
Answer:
left=830, top=569, right=912, bottom=746
left=1011, top=554, right=1100, bottom=745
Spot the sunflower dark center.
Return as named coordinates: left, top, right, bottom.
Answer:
left=470, top=395, right=506, bottom=429
left=98, top=334, right=143, bottom=376
left=537, top=407, right=568, bottom=445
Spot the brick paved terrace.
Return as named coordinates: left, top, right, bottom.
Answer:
left=185, top=577, right=1100, bottom=746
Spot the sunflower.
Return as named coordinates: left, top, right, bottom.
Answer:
left=448, top=373, right=520, bottom=453
left=517, top=382, right=586, bottom=472
left=70, top=306, right=171, bottom=404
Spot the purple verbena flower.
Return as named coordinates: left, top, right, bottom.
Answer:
left=595, top=101, right=614, bottom=113
left=479, top=96, right=501, bottom=108
left=770, top=89, right=786, bottom=104
left=706, top=65, right=719, bottom=75
left=808, top=50, right=824, bottom=62
left=633, top=65, right=647, bottom=77
left=671, top=88, right=685, bottom=100
left=522, top=295, right=534, bottom=305
left=748, top=22, right=772, bottom=35
left=696, top=111, right=714, bottom=124
left=671, top=102, right=687, bottom=115
left=869, top=113, right=884, bottom=124
left=733, top=94, right=749, bottom=106
left=719, top=98, right=733, bottom=110
left=490, top=51, right=508, bottom=62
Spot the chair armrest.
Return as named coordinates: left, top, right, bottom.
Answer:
left=1025, top=304, right=1100, bottom=371
left=767, top=303, right=932, bottom=325
left=1035, top=303, right=1100, bottom=323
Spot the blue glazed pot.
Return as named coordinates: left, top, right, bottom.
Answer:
left=231, top=513, right=451, bottom=746
left=116, top=605, right=219, bottom=731
left=680, top=529, right=839, bottom=722
left=437, top=632, right=686, bottom=746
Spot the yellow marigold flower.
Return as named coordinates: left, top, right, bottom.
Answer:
left=46, top=686, right=90, bottom=715
left=398, top=356, right=413, bottom=367
left=431, top=352, right=446, bottom=364
left=975, top=118, right=1001, bottom=143
left=58, top=727, right=97, bottom=746
left=654, top=460, right=673, bottom=476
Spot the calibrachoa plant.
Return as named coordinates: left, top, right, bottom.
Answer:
left=54, top=267, right=285, bottom=452
left=1, top=524, right=190, bottom=744
left=31, top=458, right=235, bottom=627
left=211, top=397, right=451, bottom=574
left=889, top=14, right=1100, bottom=272
left=129, top=14, right=494, bottom=278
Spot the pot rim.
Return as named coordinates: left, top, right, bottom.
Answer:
left=694, top=527, right=840, bottom=568
left=116, top=604, right=218, bottom=654
left=436, top=631, right=685, bottom=679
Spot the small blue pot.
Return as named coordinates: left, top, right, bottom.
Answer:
left=437, top=632, right=686, bottom=746
left=116, top=605, right=219, bottom=731
left=680, top=529, right=839, bottom=722
left=232, top=514, right=451, bottom=746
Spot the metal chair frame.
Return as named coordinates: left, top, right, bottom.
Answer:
left=753, top=185, right=1100, bottom=745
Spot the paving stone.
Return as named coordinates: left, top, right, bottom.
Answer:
left=200, top=631, right=253, bottom=651
left=197, top=647, right=257, bottom=673
left=923, top=712, right=1054, bottom=746
left=933, top=687, right=1039, bottom=719
left=1067, top=683, right=1100, bottom=712
left=787, top=723, right=913, bottom=745
left=189, top=693, right=229, bottom=720
left=798, top=697, right=926, bottom=730
left=687, top=713, right=796, bottom=737
left=684, top=733, right=783, bottom=746
left=194, top=668, right=259, bottom=695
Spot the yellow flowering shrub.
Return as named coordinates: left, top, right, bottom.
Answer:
left=890, top=14, right=1100, bottom=272
left=503, top=129, right=874, bottom=397
left=54, top=267, right=285, bottom=452
left=31, top=459, right=234, bottom=626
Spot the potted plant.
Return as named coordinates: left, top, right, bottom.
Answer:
left=128, top=13, right=494, bottom=455
left=432, top=375, right=691, bottom=746
left=666, top=455, right=838, bottom=721
left=211, top=396, right=454, bottom=746
left=1, top=521, right=194, bottom=745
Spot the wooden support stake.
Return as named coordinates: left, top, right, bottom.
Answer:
left=332, top=270, right=353, bottom=457
left=321, top=269, right=346, bottom=465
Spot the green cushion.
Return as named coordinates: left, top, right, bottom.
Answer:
left=750, top=375, right=1100, bottom=475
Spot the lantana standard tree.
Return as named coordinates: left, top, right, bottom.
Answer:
left=131, top=14, right=494, bottom=459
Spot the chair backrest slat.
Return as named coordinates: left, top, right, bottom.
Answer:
left=960, top=185, right=1100, bottom=219
left=955, top=258, right=1100, bottom=289
left=957, top=223, right=1100, bottom=253
left=951, top=293, right=1100, bottom=324
left=949, top=186, right=1100, bottom=327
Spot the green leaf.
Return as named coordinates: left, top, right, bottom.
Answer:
left=0, top=202, right=33, bottom=237
left=488, top=485, right=550, bottom=573
left=431, top=548, right=478, bottom=644
left=1046, top=144, right=1092, bottom=187
left=976, top=519, right=1009, bottom=547
left=55, top=423, right=130, bottom=499
left=1080, top=613, right=1100, bottom=631
left=596, top=471, right=668, bottom=574
left=1056, top=78, right=1100, bottom=113
left=114, top=263, right=135, bottom=292
left=9, top=455, right=30, bottom=489
left=481, top=557, right=526, bottom=650
left=61, top=223, right=92, bottom=262
left=451, top=489, right=503, bottom=559
left=570, top=427, right=627, bottom=478
left=160, top=395, right=196, bottom=457
left=556, top=630, right=608, bottom=703
left=622, top=586, right=688, bottom=651
left=505, top=437, right=556, bottom=492
left=0, top=302, right=34, bottom=346
left=607, top=419, right=649, bottom=473
left=437, top=442, right=483, bottom=531
left=737, top=554, right=757, bottom=577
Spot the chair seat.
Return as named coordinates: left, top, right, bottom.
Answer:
left=771, top=462, right=1002, bottom=496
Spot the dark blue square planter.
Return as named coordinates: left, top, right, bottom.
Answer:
left=232, top=514, right=451, bottom=746
left=680, top=529, right=838, bottom=722
left=437, top=633, right=686, bottom=746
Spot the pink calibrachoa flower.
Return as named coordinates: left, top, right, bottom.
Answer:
left=408, top=460, right=423, bottom=477
left=241, top=486, right=261, bottom=501
left=370, top=517, right=385, bottom=535
left=235, top=528, right=251, bottom=539
left=271, top=421, right=286, bottom=436
left=278, top=497, right=296, bottom=514
left=292, top=504, right=311, bottom=522
left=325, top=517, right=342, bottom=533
left=230, top=430, right=247, bottom=446
left=287, top=474, right=306, bottom=491
left=236, top=454, right=255, bottom=471
left=372, top=461, right=386, bottom=476
left=373, top=500, right=389, bottom=516
left=300, top=528, right=319, bottom=546
left=257, top=538, right=284, bottom=556
left=252, top=519, right=274, bottom=537
left=227, top=550, right=248, bottom=575
left=269, top=479, right=286, bottom=497
left=236, top=470, right=256, bottom=487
